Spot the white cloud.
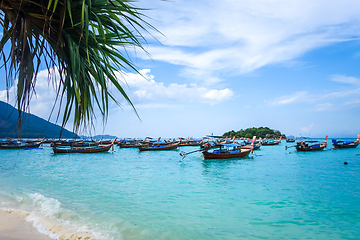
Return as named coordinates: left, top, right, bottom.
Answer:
left=314, top=103, right=335, bottom=112
left=0, top=68, right=234, bottom=123
left=301, top=124, right=314, bottom=132
left=138, top=0, right=360, bottom=83
left=330, top=75, right=360, bottom=85
left=270, top=91, right=308, bottom=105
left=114, top=69, right=234, bottom=107
left=0, top=68, right=63, bottom=123
left=268, top=75, right=360, bottom=110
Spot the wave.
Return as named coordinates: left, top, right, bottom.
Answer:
left=1, top=192, right=113, bottom=240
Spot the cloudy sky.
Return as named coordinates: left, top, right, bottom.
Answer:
left=1, top=0, right=360, bottom=138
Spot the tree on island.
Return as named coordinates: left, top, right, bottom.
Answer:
left=223, top=127, right=284, bottom=139
left=0, top=0, right=157, bottom=136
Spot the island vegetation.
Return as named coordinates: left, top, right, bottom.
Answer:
left=223, top=127, right=285, bottom=139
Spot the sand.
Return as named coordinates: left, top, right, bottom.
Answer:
left=0, top=209, right=53, bottom=240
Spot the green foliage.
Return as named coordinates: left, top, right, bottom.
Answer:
left=223, top=127, right=283, bottom=138
left=0, top=0, right=157, bottom=136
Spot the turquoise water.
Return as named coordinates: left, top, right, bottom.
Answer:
left=0, top=140, right=360, bottom=239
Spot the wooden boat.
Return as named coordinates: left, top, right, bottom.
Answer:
left=295, top=136, right=328, bottom=152
left=286, top=137, right=296, bottom=142
left=179, top=140, right=202, bottom=147
left=241, top=138, right=261, bottom=150
left=52, top=139, right=116, bottom=153
left=200, top=141, right=219, bottom=149
left=0, top=140, right=43, bottom=149
left=261, top=136, right=282, bottom=146
left=139, top=142, right=179, bottom=151
left=118, top=142, right=140, bottom=148
left=202, top=136, right=255, bottom=160
left=332, top=135, right=359, bottom=149
left=202, top=143, right=252, bottom=160
left=51, top=140, right=99, bottom=147
left=118, top=139, right=142, bottom=148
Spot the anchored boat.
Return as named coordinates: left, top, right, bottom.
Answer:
left=332, top=135, right=359, bottom=149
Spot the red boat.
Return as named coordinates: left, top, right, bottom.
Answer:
left=139, top=142, right=179, bottom=151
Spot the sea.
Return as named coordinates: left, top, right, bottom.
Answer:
left=0, top=139, right=359, bottom=240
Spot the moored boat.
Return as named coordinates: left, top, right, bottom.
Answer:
left=332, top=135, right=359, bottom=149
left=52, top=139, right=116, bottom=153
left=0, top=139, right=43, bottom=149
left=240, top=138, right=261, bottom=150
left=139, top=142, right=179, bottom=151
left=261, top=136, right=282, bottom=146
left=295, top=136, right=328, bottom=152
left=179, top=138, right=202, bottom=146
left=202, top=145, right=252, bottom=160
left=50, top=140, right=99, bottom=147
left=202, top=136, right=256, bottom=160
left=286, top=136, right=296, bottom=142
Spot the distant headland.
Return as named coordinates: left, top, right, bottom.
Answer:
left=0, top=100, right=77, bottom=138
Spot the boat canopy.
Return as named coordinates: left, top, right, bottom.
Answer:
left=332, top=139, right=354, bottom=144
left=221, top=143, right=242, bottom=148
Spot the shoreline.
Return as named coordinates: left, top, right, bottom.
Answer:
left=0, top=209, right=53, bottom=240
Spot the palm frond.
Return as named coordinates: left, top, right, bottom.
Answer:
left=0, top=0, right=157, bottom=136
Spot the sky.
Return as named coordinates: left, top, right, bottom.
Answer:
left=1, top=0, right=360, bottom=138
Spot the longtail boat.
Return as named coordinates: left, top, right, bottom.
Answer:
left=332, top=135, right=359, bottom=149
left=118, top=139, right=141, bottom=148
left=118, top=142, right=140, bottom=148
left=294, top=136, right=328, bottom=152
left=202, top=136, right=256, bottom=160
left=261, top=136, right=282, bottom=146
left=50, top=140, right=99, bottom=147
left=52, top=139, right=116, bottom=154
left=179, top=140, right=202, bottom=147
left=202, top=146, right=252, bottom=160
left=139, top=142, right=179, bottom=151
left=241, top=138, right=261, bottom=150
left=286, top=136, right=296, bottom=142
left=0, top=139, right=43, bottom=149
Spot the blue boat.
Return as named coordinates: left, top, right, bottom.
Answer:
left=332, top=135, right=359, bottom=149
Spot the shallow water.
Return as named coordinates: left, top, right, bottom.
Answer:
left=0, top=140, right=360, bottom=239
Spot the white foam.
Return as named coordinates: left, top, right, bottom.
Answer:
left=3, top=192, right=112, bottom=240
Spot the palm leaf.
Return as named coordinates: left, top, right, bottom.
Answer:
left=0, top=0, right=157, bottom=136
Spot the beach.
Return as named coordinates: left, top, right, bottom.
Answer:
left=0, top=209, right=52, bottom=240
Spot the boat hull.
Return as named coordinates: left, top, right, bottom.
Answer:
left=0, top=142, right=42, bottom=149
left=241, top=144, right=260, bottom=150
left=296, top=143, right=327, bottom=152
left=118, top=143, right=140, bottom=148
left=52, top=144, right=112, bottom=153
left=139, top=144, right=179, bottom=151
left=262, top=141, right=281, bottom=146
left=333, top=143, right=359, bottom=149
left=202, top=149, right=251, bottom=160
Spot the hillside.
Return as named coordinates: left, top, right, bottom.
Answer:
left=0, top=101, right=76, bottom=138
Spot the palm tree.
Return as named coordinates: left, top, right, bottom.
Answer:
left=0, top=0, right=156, bottom=136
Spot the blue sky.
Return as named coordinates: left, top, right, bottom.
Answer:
left=1, top=0, right=360, bottom=138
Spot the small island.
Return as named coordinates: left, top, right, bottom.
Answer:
left=223, top=126, right=285, bottom=139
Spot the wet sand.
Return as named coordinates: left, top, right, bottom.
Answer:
left=0, top=209, right=52, bottom=240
